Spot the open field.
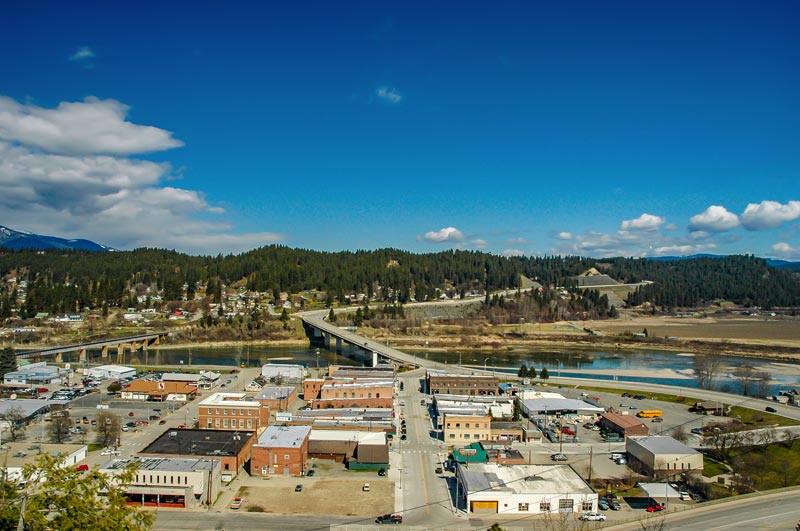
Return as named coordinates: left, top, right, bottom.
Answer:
left=235, top=478, right=394, bottom=517
left=585, top=315, right=800, bottom=347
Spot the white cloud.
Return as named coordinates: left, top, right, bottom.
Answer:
left=652, top=244, right=716, bottom=256
left=69, top=46, right=95, bottom=63
left=501, top=249, right=525, bottom=257
left=688, top=205, right=741, bottom=232
left=771, top=242, right=799, bottom=259
left=740, top=200, right=800, bottom=231
left=556, top=231, right=573, bottom=240
left=423, top=227, right=464, bottom=243
left=0, top=95, right=283, bottom=255
left=0, top=96, right=183, bottom=156
left=376, top=86, right=402, bottom=103
left=505, top=236, right=529, bottom=245
left=471, top=239, right=488, bottom=249
left=620, top=213, right=665, bottom=231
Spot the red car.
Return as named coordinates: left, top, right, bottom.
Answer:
left=128, top=412, right=135, bottom=417
left=177, top=424, right=187, bottom=429
left=646, top=503, right=664, bottom=512
left=561, top=427, right=576, bottom=436
left=159, top=419, right=167, bottom=425
left=75, top=464, right=89, bottom=471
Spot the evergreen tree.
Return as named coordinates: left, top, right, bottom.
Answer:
left=517, top=363, right=529, bottom=378
left=528, top=366, right=537, bottom=379
left=0, top=347, right=17, bottom=378
left=328, top=308, right=337, bottom=322
left=540, top=367, right=549, bottom=381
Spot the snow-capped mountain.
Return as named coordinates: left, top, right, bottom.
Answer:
left=0, top=225, right=113, bottom=252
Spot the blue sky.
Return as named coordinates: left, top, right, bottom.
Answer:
left=1, top=1, right=799, bottom=259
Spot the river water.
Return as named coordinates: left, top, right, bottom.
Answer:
left=63, top=344, right=800, bottom=396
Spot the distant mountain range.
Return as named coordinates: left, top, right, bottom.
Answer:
left=648, top=253, right=800, bottom=270
left=0, top=225, right=112, bottom=252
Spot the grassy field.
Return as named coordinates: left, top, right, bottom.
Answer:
left=702, top=460, right=729, bottom=478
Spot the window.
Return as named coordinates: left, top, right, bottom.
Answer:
left=223, top=419, right=228, bottom=427
left=247, top=419, right=253, bottom=428
left=456, top=423, right=461, bottom=428
left=207, top=408, right=212, bottom=414
left=474, top=434, right=480, bottom=439
left=240, top=409, right=244, bottom=415
left=463, top=434, right=470, bottom=439
left=231, top=419, right=237, bottom=428
left=582, top=501, right=593, bottom=512
left=215, top=419, right=220, bottom=427
left=207, top=421, right=212, bottom=428
left=465, top=423, right=470, bottom=428
left=518, top=503, right=529, bottom=512
left=449, top=434, right=455, bottom=439
left=215, top=408, right=220, bottom=414
left=223, top=409, right=228, bottom=415
left=540, top=501, right=551, bottom=512
left=284, top=454, right=290, bottom=460
left=261, top=466, right=267, bottom=475
left=558, top=499, right=573, bottom=512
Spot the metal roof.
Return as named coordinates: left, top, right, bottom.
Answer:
left=255, top=425, right=311, bottom=448
left=628, top=435, right=700, bottom=455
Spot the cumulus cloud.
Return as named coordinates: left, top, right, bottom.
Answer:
left=423, top=226, right=464, bottom=243
left=771, top=242, right=799, bottom=259
left=471, top=239, right=488, bottom=249
left=376, top=86, right=402, bottom=103
left=620, top=213, right=665, bottom=231
left=556, top=231, right=573, bottom=240
left=501, top=249, right=525, bottom=257
left=652, top=244, right=717, bottom=256
left=688, top=205, right=741, bottom=232
left=0, top=96, right=183, bottom=155
left=69, top=46, right=95, bottom=64
left=740, top=200, right=800, bottom=231
left=505, top=236, right=529, bottom=245
left=0, top=95, right=283, bottom=255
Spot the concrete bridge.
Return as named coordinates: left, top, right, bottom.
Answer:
left=16, top=332, right=170, bottom=364
left=300, top=310, right=450, bottom=369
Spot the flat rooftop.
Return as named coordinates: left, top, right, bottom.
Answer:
left=140, top=428, right=253, bottom=457
left=198, top=392, right=260, bottom=407
left=255, top=425, right=311, bottom=448
left=102, top=456, right=219, bottom=472
left=629, top=435, right=700, bottom=455
left=254, top=386, right=295, bottom=400
left=459, top=463, right=594, bottom=496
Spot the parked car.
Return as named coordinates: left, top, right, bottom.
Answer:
left=120, top=425, right=129, bottom=432
left=651, top=417, right=663, bottom=423
left=609, top=500, right=621, bottom=510
left=646, top=503, right=665, bottom=512
left=580, top=512, right=607, bottom=521
left=128, top=412, right=135, bottom=417
left=435, top=467, right=443, bottom=474
left=75, top=464, right=89, bottom=472
left=561, top=427, right=576, bottom=436
left=766, top=406, right=777, bottom=413
left=306, top=470, right=315, bottom=477
left=378, top=468, right=387, bottom=476
left=598, top=499, right=609, bottom=510
left=294, top=485, right=303, bottom=492
left=550, top=453, right=568, bottom=461
left=679, top=491, right=691, bottom=501
left=230, top=497, right=243, bottom=509
left=615, top=457, right=627, bottom=465
left=362, top=483, right=371, bottom=492
left=100, top=448, right=120, bottom=456
left=690, top=427, right=703, bottom=435
left=375, top=514, right=403, bottom=524
left=159, top=419, right=167, bottom=425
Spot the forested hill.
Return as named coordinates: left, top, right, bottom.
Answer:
left=0, top=247, right=798, bottom=318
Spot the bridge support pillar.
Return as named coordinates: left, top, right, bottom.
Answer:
left=372, top=351, right=378, bottom=367
left=117, top=344, right=126, bottom=364
left=101, top=346, right=109, bottom=358
left=335, top=337, right=342, bottom=354
left=55, top=352, right=62, bottom=363
left=324, top=333, right=331, bottom=350
left=79, top=349, right=87, bottom=363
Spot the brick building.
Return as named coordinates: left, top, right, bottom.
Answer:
left=254, top=386, right=297, bottom=412
left=426, top=370, right=499, bottom=396
left=197, top=393, right=269, bottom=431
left=251, top=425, right=311, bottom=476
left=599, top=412, right=649, bottom=438
left=443, top=413, right=492, bottom=446
left=139, top=429, right=254, bottom=477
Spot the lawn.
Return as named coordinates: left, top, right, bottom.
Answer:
left=702, top=460, right=728, bottom=478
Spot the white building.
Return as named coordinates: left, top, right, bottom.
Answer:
left=4, top=362, right=70, bottom=386
left=86, top=365, right=136, bottom=380
left=626, top=436, right=704, bottom=477
left=2, top=443, right=87, bottom=484
left=99, top=457, right=221, bottom=508
left=457, top=463, right=598, bottom=515
left=261, top=363, right=306, bottom=382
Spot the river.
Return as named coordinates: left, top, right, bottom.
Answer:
left=64, top=344, right=799, bottom=396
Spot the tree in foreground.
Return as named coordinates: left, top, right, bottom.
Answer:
left=4, top=454, right=153, bottom=531
left=0, top=347, right=17, bottom=378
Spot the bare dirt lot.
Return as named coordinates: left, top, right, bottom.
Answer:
left=235, top=478, right=394, bottom=516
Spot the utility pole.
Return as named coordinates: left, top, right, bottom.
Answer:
left=588, top=446, right=593, bottom=483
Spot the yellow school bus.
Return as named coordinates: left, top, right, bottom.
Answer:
left=636, top=410, right=663, bottom=418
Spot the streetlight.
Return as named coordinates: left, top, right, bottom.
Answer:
left=483, top=357, right=493, bottom=374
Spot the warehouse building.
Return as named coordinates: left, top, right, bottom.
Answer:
left=456, top=463, right=598, bottom=514
left=626, top=435, right=704, bottom=478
